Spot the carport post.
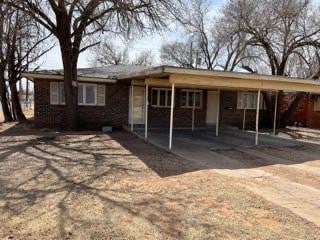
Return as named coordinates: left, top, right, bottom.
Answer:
left=192, top=90, right=196, bottom=132
left=145, top=83, right=149, bottom=138
left=273, top=91, right=279, bottom=136
left=169, top=83, right=175, bottom=150
left=255, top=89, right=261, bottom=145
left=131, top=84, right=134, bottom=131
left=216, top=89, right=220, bottom=137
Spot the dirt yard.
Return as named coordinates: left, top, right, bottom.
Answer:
left=0, top=123, right=320, bottom=240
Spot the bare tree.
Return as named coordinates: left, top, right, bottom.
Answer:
left=9, top=0, right=183, bottom=129
left=161, top=41, right=196, bottom=68
left=0, top=3, right=51, bottom=122
left=91, top=40, right=129, bottom=66
left=222, top=0, right=320, bottom=126
left=132, top=50, right=154, bottom=66
left=0, top=3, right=13, bottom=122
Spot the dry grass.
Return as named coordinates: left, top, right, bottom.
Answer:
left=0, top=123, right=319, bottom=240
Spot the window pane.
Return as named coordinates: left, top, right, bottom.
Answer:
left=85, top=85, right=95, bottom=104
left=181, top=91, right=187, bottom=106
left=167, top=90, right=172, bottom=107
left=195, top=92, right=201, bottom=107
left=78, top=85, right=83, bottom=104
left=159, top=90, right=166, bottom=106
left=60, top=83, right=65, bottom=104
left=188, top=92, right=194, bottom=107
left=152, top=90, right=158, bottom=106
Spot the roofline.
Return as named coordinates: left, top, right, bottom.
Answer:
left=21, top=72, right=118, bottom=83
left=119, top=65, right=320, bottom=86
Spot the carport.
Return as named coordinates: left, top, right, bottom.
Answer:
left=120, top=66, right=320, bottom=150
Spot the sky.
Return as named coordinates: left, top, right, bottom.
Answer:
left=39, top=0, right=225, bottom=70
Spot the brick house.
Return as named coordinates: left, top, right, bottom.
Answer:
left=23, top=65, right=320, bottom=149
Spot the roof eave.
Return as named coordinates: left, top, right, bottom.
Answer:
left=21, top=72, right=117, bottom=83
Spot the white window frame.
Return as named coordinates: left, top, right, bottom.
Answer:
left=78, top=83, right=98, bottom=106
left=181, top=89, right=203, bottom=109
left=313, top=96, right=320, bottom=112
left=151, top=88, right=172, bottom=108
left=237, top=92, right=265, bottom=110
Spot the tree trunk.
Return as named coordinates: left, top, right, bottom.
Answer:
left=9, top=81, right=26, bottom=122
left=61, top=48, right=78, bottom=130
left=279, top=92, right=306, bottom=128
left=0, top=75, right=13, bottom=122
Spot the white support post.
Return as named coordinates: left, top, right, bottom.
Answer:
left=216, top=89, right=220, bottom=137
left=192, top=91, right=196, bottom=132
left=169, top=84, right=175, bottom=150
left=243, top=109, right=247, bottom=130
left=131, top=84, right=134, bottom=131
left=145, top=84, right=149, bottom=138
left=255, top=89, right=261, bottom=145
left=273, top=91, right=279, bottom=136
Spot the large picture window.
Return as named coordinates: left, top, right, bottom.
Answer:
left=151, top=88, right=172, bottom=108
left=237, top=92, right=265, bottom=110
left=181, top=90, right=203, bottom=108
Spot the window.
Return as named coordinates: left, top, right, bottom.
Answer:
left=237, top=92, right=265, bottom=110
left=50, top=82, right=65, bottom=105
left=151, top=88, right=172, bottom=107
left=314, top=96, right=320, bottom=111
left=50, top=82, right=105, bottom=106
left=78, top=83, right=106, bottom=106
left=181, top=90, right=203, bottom=108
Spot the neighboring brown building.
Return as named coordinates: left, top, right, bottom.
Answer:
left=281, top=94, right=320, bottom=129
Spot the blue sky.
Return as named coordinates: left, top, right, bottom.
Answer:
left=39, top=0, right=225, bottom=70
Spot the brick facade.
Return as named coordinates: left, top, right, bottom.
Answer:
left=34, top=79, right=263, bottom=130
left=34, top=80, right=129, bottom=129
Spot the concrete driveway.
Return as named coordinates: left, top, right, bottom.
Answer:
left=134, top=128, right=320, bottom=226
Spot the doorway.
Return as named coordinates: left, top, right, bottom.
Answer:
left=129, top=86, right=145, bottom=125
left=206, top=91, right=219, bottom=126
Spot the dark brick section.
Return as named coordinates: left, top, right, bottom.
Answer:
left=148, top=88, right=207, bottom=128
left=220, top=91, right=269, bottom=129
left=34, top=80, right=129, bottom=130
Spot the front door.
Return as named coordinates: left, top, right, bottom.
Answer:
left=206, top=91, right=219, bottom=125
left=129, top=86, right=145, bottom=125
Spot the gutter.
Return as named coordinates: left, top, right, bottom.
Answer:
left=21, top=72, right=117, bottom=84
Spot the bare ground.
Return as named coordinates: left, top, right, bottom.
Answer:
left=0, top=123, right=320, bottom=240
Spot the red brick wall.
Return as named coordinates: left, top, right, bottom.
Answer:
left=34, top=80, right=129, bottom=129
left=279, top=93, right=308, bottom=126
left=305, top=96, right=320, bottom=129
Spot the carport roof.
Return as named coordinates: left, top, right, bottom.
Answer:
left=123, top=66, right=320, bottom=93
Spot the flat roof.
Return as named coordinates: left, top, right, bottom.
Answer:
left=22, top=65, right=320, bottom=93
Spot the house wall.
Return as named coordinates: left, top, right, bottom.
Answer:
left=34, top=80, right=266, bottom=130
left=148, top=88, right=207, bottom=128
left=220, top=91, right=269, bottom=129
left=34, top=79, right=129, bottom=129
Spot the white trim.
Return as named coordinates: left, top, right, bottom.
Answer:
left=216, top=90, right=220, bottom=137
left=169, top=84, right=175, bottom=150
left=255, top=89, right=261, bottom=145
left=145, top=84, right=149, bottom=138
left=273, top=92, right=278, bottom=135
